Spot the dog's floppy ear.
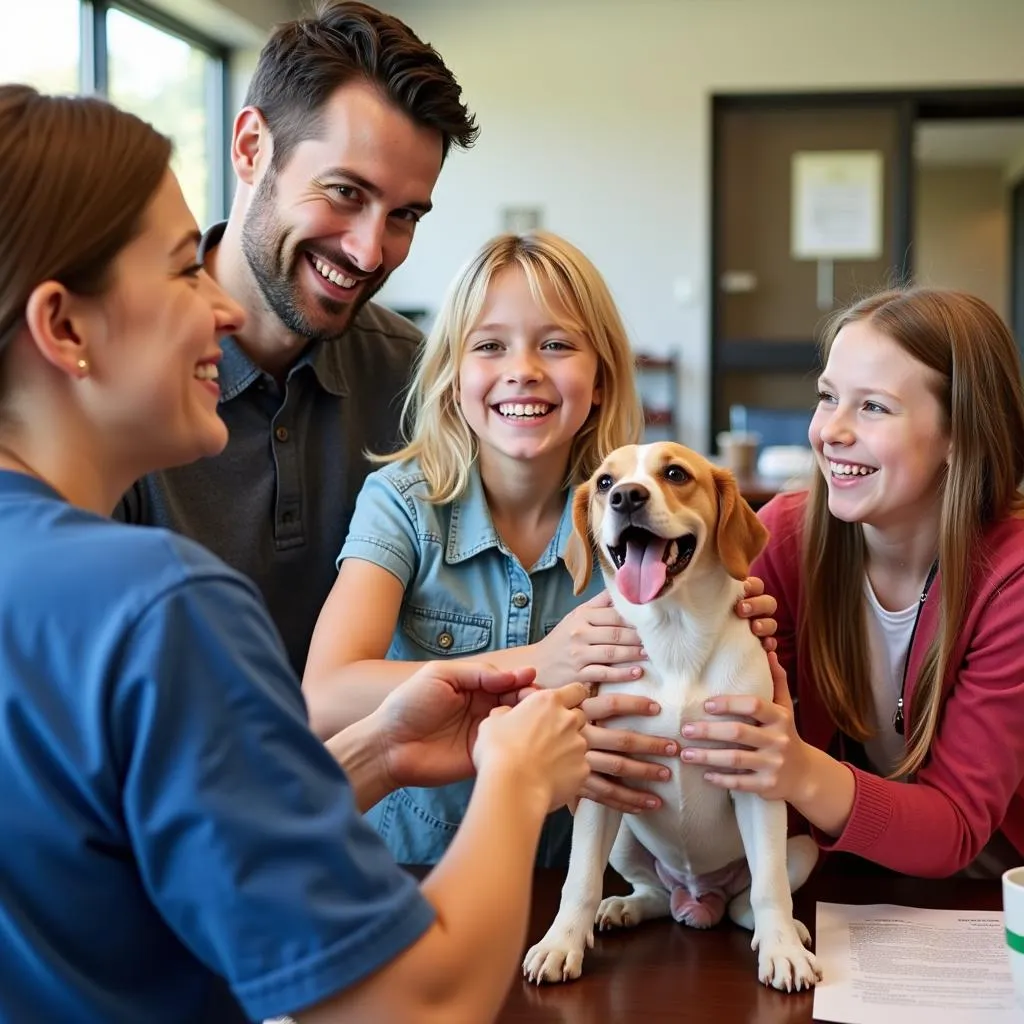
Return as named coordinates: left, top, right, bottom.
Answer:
left=563, top=480, right=594, bottom=595
left=711, top=466, right=769, bottom=581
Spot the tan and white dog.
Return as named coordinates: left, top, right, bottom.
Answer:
left=523, top=442, right=821, bottom=991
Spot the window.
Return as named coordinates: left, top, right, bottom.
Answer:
left=107, top=8, right=221, bottom=228
left=1, top=1, right=228, bottom=225
left=0, top=0, right=80, bottom=94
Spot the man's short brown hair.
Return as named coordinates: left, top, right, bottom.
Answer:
left=244, top=1, right=478, bottom=168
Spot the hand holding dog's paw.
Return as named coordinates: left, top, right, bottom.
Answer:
left=523, top=920, right=594, bottom=984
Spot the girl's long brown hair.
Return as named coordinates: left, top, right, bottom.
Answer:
left=801, top=288, right=1024, bottom=776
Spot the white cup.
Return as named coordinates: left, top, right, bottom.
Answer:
left=1002, top=866, right=1024, bottom=1007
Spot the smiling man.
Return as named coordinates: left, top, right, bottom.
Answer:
left=119, top=2, right=478, bottom=674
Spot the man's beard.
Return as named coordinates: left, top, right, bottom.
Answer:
left=240, top=170, right=387, bottom=345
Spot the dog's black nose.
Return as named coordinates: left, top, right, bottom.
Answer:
left=609, top=483, right=649, bottom=514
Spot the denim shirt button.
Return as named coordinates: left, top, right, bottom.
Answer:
left=512, top=592, right=529, bottom=609
left=437, top=630, right=454, bottom=650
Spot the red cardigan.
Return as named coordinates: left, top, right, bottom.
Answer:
left=753, top=491, right=1024, bottom=877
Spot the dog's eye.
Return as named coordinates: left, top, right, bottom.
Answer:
left=664, top=465, right=689, bottom=484
left=596, top=474, right=613, bottom=492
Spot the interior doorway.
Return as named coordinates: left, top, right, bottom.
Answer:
left=710, top=88, right=1024, bottom=447
left=913, top=119, right=1024, bottom=333
left=1011, top=174, right=1024, bottom=356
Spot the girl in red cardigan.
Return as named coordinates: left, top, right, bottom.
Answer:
left=681, top=288, right=1024, bottom=878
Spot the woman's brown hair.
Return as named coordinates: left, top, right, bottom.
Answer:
left=801, top=288, right=1024, bottom=776
left=0, top=85, right=172, bottom=386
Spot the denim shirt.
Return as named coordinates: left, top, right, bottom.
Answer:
left=339, top=458, right=603, bottom=867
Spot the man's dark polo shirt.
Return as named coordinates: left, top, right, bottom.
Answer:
left=117, top=223, right=421, bottom=676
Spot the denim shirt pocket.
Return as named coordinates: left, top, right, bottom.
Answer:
left=400, top=605, right=493, bottom=657
left=368, top=780, right=476, bottom=865
left=543, top=618, right=561, bottom=637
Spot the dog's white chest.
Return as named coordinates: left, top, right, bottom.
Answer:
left=600, top=667, right=717, bottom=747
left=599, top=621, right=772, bottom=876
left=524, top=443, right=820, bottom=993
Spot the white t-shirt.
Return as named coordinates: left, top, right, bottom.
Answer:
left=862, top=579, right=919, bottom=778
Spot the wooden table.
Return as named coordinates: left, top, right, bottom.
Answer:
left=494, top=866, right=1000, bottom=1023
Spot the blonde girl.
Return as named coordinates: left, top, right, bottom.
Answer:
left=304, top=231, right=776, bottom=865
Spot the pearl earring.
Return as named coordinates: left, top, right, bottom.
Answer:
left=76, top=358, right=89, bottom=376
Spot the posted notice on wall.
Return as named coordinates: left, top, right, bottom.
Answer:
left=813, top=902, right=1020, bottom=1024
left=791, top=150, right=883, bottom=261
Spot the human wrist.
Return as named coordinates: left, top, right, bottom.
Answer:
left=480, top=644, right=533, bottom=677
left=789, top=742, right=855, bottom=837
left=520, top=636, right=550, bottom=681
left=794, top=737, right=819, bottom=806
left=325, top=712, right=393, bottom=813
left=790, top=737, right=822, bottom=807
left=475, top=755, right=553, bottom=817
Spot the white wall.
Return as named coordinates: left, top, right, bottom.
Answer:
left=146, top=0, right=294, bottom=45
left=915, top=166, right=1009, bottom=318
left=376, top=0, right=1024, bottom=449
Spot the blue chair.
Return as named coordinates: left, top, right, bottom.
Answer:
left=728, top=406, right=812, bottom=450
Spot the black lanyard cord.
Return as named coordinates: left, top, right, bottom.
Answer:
left=893, top=558, right=940, bottom=736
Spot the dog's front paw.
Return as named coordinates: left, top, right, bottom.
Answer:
left=596, top=895, right=636, bottom=931
left=523, top=921, right=593, bottom=984
left=596, top=890, right=668, bottom=931
left=751, top=919, right=821, bottom=992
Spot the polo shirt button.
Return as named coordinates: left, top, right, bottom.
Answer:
left=438, top=631, right=454, bottom=650
left=512, top=592, right=529, bottom=609
left=275, top=426, right=289, bottom=442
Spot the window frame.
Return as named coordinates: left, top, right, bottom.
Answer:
left=79, top=0, right=231, bottom=222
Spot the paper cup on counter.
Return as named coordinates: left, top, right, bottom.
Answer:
left=1002, top=866, right=1024, bottom=1006
left=716, top=431, right=760, bottom=479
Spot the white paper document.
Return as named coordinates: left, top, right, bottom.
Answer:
left=813, top=902, right=1021, bottom=1024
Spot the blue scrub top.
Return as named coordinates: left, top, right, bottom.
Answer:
left=0, top=471, right=433, bottom=1023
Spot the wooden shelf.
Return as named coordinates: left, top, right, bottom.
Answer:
left=636, top=354, right=676, bottom=431
left=635, top=354, right=676, bottom=371
left=643, top=408, right=674, bottom=427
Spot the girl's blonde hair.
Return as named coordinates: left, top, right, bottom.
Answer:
left=379, top=231, right=643, bottom=501
left=800, top=288, right=1024, bottom=777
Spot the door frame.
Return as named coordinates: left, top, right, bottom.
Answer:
left=709, top=87, right=1024, bottom=443
left=1011, top=175, right=1024, bottom=357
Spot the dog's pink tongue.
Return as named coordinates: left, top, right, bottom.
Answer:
left=617, top=537, right=670, bottom=605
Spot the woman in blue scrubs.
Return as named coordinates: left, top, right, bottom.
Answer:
left=0, top=84, right=590, bottom=1024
